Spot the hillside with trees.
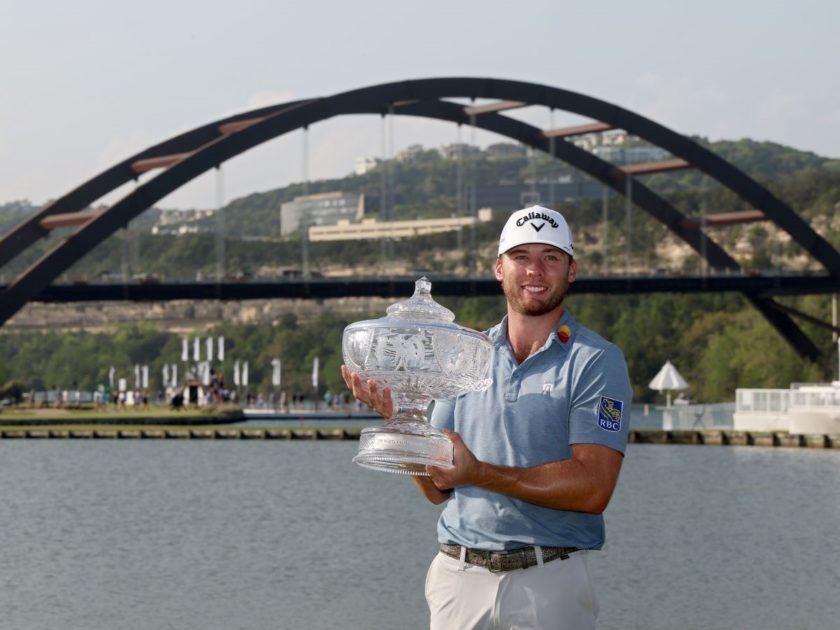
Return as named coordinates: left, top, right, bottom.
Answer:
left=0, top=137, right=838, bottom=403
left=0, top=291, right=832, bottom=405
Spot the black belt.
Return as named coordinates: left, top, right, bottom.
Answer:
left=438, top=543, right=580, bottom=573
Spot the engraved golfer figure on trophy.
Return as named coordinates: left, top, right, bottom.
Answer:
left=342, top=277, right=493, bottom=476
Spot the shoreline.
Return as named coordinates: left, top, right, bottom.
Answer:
left=0, top=427, right=837, bottom=449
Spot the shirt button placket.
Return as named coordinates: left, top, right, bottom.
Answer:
left=505, top=373, right=520, bottom=402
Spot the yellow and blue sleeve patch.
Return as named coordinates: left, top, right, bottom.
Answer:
left=598, top=396, right=623, bottom=432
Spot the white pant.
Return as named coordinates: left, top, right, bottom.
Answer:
left=425, top=550, right=598, bottom=630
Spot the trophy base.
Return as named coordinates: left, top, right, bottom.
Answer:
left=352, top=422, right=454, bottom=476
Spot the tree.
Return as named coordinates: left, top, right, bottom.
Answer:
left=0, top=380, right=25, bottom=405
left=686, top=309, right=823, bottom=401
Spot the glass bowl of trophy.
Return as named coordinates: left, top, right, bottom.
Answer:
left=343, top=277, right=493, bottom=476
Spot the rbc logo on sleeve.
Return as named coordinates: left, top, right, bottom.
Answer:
left=598, top=397, right=623, bottom=432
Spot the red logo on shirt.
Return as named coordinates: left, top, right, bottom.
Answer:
left=557, top=325, right=571, bottom=344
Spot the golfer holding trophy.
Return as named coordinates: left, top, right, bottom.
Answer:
left=342, top=205, right=632, bottom=629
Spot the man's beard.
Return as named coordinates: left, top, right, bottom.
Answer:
left=501, top=276, right=569, bottom=316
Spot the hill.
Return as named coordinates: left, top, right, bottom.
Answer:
left=1, top=138, right=838, bottom=402
left=2, top=138, right=839, bottom=282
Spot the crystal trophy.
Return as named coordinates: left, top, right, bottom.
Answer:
left=343, top=277, right=493, bottom=476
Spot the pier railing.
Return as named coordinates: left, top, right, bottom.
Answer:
left=662, top=402, right=734, bottom=430
left=736, top=384, right=840, bottom=413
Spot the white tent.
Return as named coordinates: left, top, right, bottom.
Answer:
left=649, top=361, right=688, bottom=407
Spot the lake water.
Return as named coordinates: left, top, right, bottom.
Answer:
left=0, top=441, right=837, bottom=630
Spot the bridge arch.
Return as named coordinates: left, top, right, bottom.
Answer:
left=1, top=78, right=837, bottom=359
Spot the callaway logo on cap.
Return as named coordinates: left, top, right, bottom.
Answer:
left=497, top=205, right=575, bottom=257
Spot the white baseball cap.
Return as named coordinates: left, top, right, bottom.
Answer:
left=497, top=205, right=575, bottom=257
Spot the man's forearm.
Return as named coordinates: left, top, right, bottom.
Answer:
left=414, top=475, right=452, bottom=505
left=471, top=456, right=615, bottom=513
left=428, top=439, right=624, bottom=514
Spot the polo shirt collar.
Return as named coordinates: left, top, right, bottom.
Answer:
left=491, top=309, right=578, bottom=355
left=490, top=316, right=509, bottom=350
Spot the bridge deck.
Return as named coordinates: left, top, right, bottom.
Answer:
left=10, top=274, right=838, bottom=303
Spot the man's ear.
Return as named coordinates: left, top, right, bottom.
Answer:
left=494, top=256, right=504, bottom=281
left=567, top=257, right=578, bottom=283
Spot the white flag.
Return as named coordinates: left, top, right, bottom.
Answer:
left=134, top=364, right=141, bottom=389
left=193, top=337, right=200, bottom=362
left=206, top=337, right=214, bottom=362
left=142, top=365, right=149, bottom=389
left=163, top=364, right=169, bottom=388
left=242, top=361, right=249, bottom=386
left=171, top=364, right=178, bottom=388
left=271, top=358, right=281, bottom=387
left=218, top=336, right=225, bottom=362
left=201, top=361, right=211, bottom=386
left=108, top=366, right=115, bottom=388
left=233, top=360, right=240, bottom=386
left=312, top=357, right=319, bottom=390
left=181, top=337, right=189, bottom=362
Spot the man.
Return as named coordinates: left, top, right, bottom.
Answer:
left=343, top=205, right=632, bottom=629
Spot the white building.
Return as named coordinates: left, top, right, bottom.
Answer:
left=592, top=145, right=671, bottom=164
left=734, top=382, right=840, bottom=435
left=309, top=208, right=493, bottom=242
left=280, top=192, right=365, bottom=236
left=440, top=143, right=481, bottom=160
left=151, top=208, right=216, bottom=235
left=354, top=157, right=379, bottom=175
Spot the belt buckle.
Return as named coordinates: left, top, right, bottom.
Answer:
left=488, top=553, right=504, bottom=573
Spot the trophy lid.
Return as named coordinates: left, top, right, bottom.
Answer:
left=385, top=277, right=455, bottom=323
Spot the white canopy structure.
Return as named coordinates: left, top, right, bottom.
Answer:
left=649, top=361, right=688, bottom=407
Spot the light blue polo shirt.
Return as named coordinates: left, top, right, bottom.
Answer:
left=430, top=309, right=632, bottom=551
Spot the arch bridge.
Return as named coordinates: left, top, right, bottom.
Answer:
left=1, top=78, right=838, bottom=360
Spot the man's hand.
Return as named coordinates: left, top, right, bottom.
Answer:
left=341, top=365, right=394, bottom=418
left=426, top=430, right=481, bottom=490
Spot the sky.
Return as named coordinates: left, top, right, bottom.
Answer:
left=1, top=0, right=838, bottom=211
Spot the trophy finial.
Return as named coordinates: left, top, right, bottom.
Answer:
left=386, top=276, right=454, bottom=322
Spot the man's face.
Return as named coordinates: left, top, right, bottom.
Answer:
left=494, top=243, right=577, bottom=317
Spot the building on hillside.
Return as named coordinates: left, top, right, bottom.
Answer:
left=473, top=181, right=603, bottom=209
left=397, top=144, right=425, bottom=161
left=309, top=208, right=493, bottom=242
left=485, top=142, right=527, bottom=160
left=151, top=224, right=211, bottom=236
left=150, top=208, right=216, bottom=235
left=573, top=130, right=671, bottom=165
left=354, top=157, right=379, bottom=175
left=593, top=145, right=671, bottom=164
left=573, top=130, right=631, bottom=152
left=440, top=143, right=481, bottom=159
left=280, top=192, right=365, bottom=236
